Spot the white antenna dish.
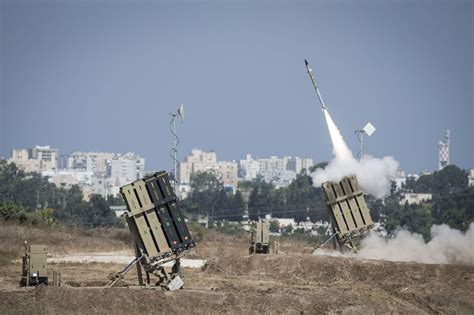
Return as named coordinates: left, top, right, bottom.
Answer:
left=363, top=122, right=376, bottom=137
left=178, top=104, right=184, bottom=123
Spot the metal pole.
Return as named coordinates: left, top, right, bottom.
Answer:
left=355, top=130, right=364, bottom=160
left=316, top=232, right=337, bottom=249
left=173, top=114, right=178, bottom=192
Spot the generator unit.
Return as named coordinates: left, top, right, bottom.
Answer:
left=107, top=171, right=196, bottom=290
left=20, top=242, right=48, bottom=287
left=320, top=175, right=374, bottom=250
left=249, top=219, right=270, bottom=254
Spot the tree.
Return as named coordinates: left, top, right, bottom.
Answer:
left=0, top=200, right=28, bottom=223
left=181, top=171, right=243, bottom=221
left=190, top=172, right=222, bottom=193
left=410, top=165, right=468, bottom=195
left=184, top=172, right=223, bottom=217
left=0, top=161, right=122, bottom=227
left=284, top=173, right=327, bottom=222
left=431, top=186, right=474, bottom=231
left=86, top=194, right=117, bottom=226
left=269, top=220, right=280, bottom=233
left=384, top=202, right=434, bottom=241
left=248, top=178, right=275, bottom=220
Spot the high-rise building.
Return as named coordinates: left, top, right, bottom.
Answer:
left=178, top=149, right=238, bottom=189
left=438, top=130, right=450, bottom=170
left=287, top=156, right=314, bottom=174
left=239, top=154, right=259, bottom=181
left=66, top=151, right=114, bottom=174
left=10, top=145, right=59, bottom=172
left=110, top=153, right=145, bottom=186
left=179, top=149, right=218, bottom=184
left=257, top=156, right=289, bottom=182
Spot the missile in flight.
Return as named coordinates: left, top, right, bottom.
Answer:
left=305, top=59, right=328, bottom=111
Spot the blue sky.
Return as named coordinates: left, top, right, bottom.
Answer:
left=1, top=0, right=472, bottom=173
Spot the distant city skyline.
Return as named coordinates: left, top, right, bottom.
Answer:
left=4, top=143, right=467, bottom=176
left=1, top=1, right=472, bottom=173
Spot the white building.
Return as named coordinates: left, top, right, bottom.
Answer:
left=179, top=149, right=218, bottom=184
left=238, top=154, right=314, bottom=187
left=468, top=169, right=474, bottom=187
left=272, top=170, right=297, bottom=189
left=287, top=156, right=314, bottom=174
left=66, top=151, right=114, bottom=174
left=10, top=145, right=59, bottom=172
left=258, top=156, right=288, bottom=181
left=41, top=169, right=94, bottom=188
left=178, top=149, right=238, bottom=190
left=239, top=154, right=259, bottom=181
left=399, top=193, right=432, bottom=205
left=110, top=153, right=145, bottom=187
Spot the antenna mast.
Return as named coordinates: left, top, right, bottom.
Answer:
left=355, top=122, right=376, bottom=160
left=169, top=104, right=184, bottom=193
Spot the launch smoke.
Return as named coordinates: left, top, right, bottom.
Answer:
left=322, top=109, right=353, bottom=161
left=313, top=223, right=474, bottom=265
left=312, top=109, right=398, bottom=199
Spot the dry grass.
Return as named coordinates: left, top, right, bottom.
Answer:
left=0, top=222, right=132, bottom=262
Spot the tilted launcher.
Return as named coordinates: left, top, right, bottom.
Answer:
left=320, top=175, right=374, bottom=250
left=107, top=171, right=195, bottom=289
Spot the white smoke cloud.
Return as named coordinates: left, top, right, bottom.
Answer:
left=314, top=223, right=474, bottom=265
left=312, top=155, right=399, bottom=199
left=313, top=109, right=399, bottom=199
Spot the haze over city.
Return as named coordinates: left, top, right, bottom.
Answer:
left=1, top=0, right=472, bottom=173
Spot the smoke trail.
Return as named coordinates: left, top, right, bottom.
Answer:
left=313, top=223, right=474, bottom=265
left=323, top=109, right=353, bottom=161
left=312, top=109, right=398, bottom=199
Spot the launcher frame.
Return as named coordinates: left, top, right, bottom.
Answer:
left=319, top=175, right=374, bottom=250
left=107, top=171, right=195, bottom=289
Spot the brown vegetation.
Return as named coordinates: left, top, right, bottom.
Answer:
left=0, top=222, right=473, bottom=313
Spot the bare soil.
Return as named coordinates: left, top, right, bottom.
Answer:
left=0, top=223, right=473, bottom=314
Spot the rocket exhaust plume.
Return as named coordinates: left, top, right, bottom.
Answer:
left=322, top=109, right=353, bottom=161
left=305, top=59, right=352, bottom=161
left=305, top=59, right=398, bottom=199
left=306, top=60, right=472, bottom=266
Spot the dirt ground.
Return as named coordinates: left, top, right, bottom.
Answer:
left=0, top=223, right=473, bottom=314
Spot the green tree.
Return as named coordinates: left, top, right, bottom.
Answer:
left=384, top=202, right=433, bottom=241
left=248, top=178, right=275, bottom=220
left=85, top=194, right=117, bottom=226
left=284, top=173, right=327, bottom=222
left=0, top=200, right=28, bottom=223
left=411, top=165, right=468, bottom=195
left=269, top=220, right=280, bottom=233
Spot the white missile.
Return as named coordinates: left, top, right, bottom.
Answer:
left=305, top=59, right=328, bottom=111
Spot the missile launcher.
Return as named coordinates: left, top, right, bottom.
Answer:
left=107, top=171, right=195, bottom=290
